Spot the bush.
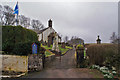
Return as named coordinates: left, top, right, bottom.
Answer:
left=86, top=44, right=119, bottom=70
left=2, top=42, right=14, bottom=54
left=35, top=41, right=41, bottom=53
left=2, top=26, right=38, bottom=54
left=12, top=42, right=32, bottom=55
left=76, top=44, right=84, bottom=49
left=12, top=41, right=41, bottom=55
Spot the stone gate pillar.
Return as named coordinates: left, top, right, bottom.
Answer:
left=76, top=45, right=84, bottom=68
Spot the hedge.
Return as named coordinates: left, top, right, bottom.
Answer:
left=86, top=44, right=119, bottom=70
left=2, top=26, right=38, bottom=55
left=12, top=41, right=41, bottom=55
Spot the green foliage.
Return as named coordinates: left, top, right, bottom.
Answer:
left=45, top=51, right=52, bottom=57
left=76, top=44, right=84, bottom=49
left=59, top=47, right=68, bottom=54
left=66, top=46, right=72, bottom=49
left=90, top=65, right=116, bottom=79
left=42, top=44, right=69, bottom=55
left=2, top=26, right=38, bottom=44
left=12, top=41, right=41, bottom=55
left=12, top=42, right=32, bottom=55
left=2, top=42, right=14, bottom=54
left=41, top=44, right=53, bottom=50
left=35, top=41, right=41, bottom=53
left=2, top=26, right=39, bottom=55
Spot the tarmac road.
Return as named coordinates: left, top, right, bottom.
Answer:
left=22, top=49, right=103, bottom=78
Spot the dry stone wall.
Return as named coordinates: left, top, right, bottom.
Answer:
left=28, top=54, right=43, bottom=71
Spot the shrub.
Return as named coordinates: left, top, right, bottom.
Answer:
left=76, top=44, right=84, bottom=49
left=86, top=44, right=118, bottom=68
left=12, top=42, right=32, bottom=55
left=35, top=41, right=41, bottom=53
left=2, top=26, right=38, bottom=54
left=2, top=42, right=14, bottom=54
left=2, top=26, right=38, bottom=45
left=12, top=41, right=41, bottom=55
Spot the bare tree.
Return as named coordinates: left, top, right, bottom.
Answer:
left=64, top=36, right=69, bottom=43
left=0, top=5, right=4, bottom=25
left=70, top=36, right=79, bottom=40
left=31, top=19, right=44, bottom=30
left=4, top=12, right=15, bottom=25
left=0, top=5, right=2, bottom=10
left=4, top=5, right=13, bottom=13
left=1, top=5, right=15, bottom=26
left=19, top=15, right=30, bottom=28
left=110, top=32, right=118, bottom=44
left=0, top=5, right=44, bottom=29
left=40, top=25, right=45, bottom=30
left=71, top=36, right=74, bottom=40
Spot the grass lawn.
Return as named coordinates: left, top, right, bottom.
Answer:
left=41, top=44, right=54, bottom=57
left=42, top=44, right=71, bottom=55
left=45, top=51, right=51, bottom=57
left=41, top=44, right=53, bottom=50
left=45, top=50, right=55, bottom=57
left=58, top=44, right=70, bottom=54
left=66, top=46, right=73, bottom=49
left=59, top=47, right=69, bottom=55
left=58, top=45, right=73, bottom=55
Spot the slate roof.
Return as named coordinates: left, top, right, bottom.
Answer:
left=32, top=27, right=61, bottom=39
left=33, top=27, right=49, bottom=34
left=40, top=27, right=49, bottom=33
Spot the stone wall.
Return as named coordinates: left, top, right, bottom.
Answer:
left=1, top=54, right=55, bottom=73
left=28, top=54, right=55, bottom=71
left=1, top=55, right=28, bottom=72
left=28, top=54, right=43, bottom=71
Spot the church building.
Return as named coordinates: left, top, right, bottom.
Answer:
left=34, top=19, right=61, bottom=45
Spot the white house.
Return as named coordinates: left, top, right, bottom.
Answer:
left=33, top=19, right=61, bottom=45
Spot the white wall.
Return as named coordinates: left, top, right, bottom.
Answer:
left=38, top=34, right=42, bottom=41
left=43, top=27, right=55, bottom=42
left=38, top=27, right=61, bottom=43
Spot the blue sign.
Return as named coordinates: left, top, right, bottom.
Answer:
left=32, top=43, right=37, bottom=54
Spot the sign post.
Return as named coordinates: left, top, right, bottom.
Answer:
left=32, top=43, right=37, bottom=54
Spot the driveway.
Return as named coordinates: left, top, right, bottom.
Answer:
left=23, top=49, right=103, bottom=78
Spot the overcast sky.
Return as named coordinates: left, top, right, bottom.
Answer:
left=1, top=1, right=118, bottom=43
